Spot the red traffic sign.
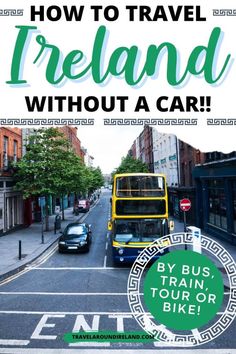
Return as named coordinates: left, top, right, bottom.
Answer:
left=180, top=198, right=191, bottom=212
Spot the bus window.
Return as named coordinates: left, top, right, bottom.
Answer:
left=114, top=220, right=139, bottom=242
left=141, top=220, right=162, bottom=241
left=115, top=199, right=166, bottom=216
left=116, top=175, right=165, bottom=198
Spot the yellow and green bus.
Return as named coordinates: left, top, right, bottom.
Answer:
left=108, top=173, right=173, bottom=264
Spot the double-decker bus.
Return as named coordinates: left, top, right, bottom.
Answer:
left=108, top=173, right=173, bottom=264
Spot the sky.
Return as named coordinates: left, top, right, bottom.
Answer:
left=77, top=123, right=144, bottom=175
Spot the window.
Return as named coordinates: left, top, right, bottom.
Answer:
left=116, top=199, right=166, bottom=216
left=13, top=140, right=18, bottom=162
left=196, top=150, right=201, bottom=164
left=114, top=219, right=163, bottom=242
left=189, top=161, right=193, bottom=186
left=208, top=179, right=227, bottom=230
left=116, top=176, right=165, bottom=197
left=3, top=136, right=8, bottom=168
left=181, top=162, right=186, bottom=185
left=232, top=181, right=236, bottom=233
left=66, top=225, right=86, bottom=235
left=6, top=181, right=16, bottom=188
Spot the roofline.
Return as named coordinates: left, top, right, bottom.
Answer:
left=195, top=157, right=236, bottom=168
left=114, top=173, right=166, bottom=178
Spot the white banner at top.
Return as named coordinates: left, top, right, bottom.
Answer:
left=0, top=0, right=236, bottom=152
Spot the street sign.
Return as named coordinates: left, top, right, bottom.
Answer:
left=180, top=198, right=191, bottom=212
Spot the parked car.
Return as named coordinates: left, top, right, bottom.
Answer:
left=58, top=223, right=92, bottom=253
left=74, top=199, right=90, bottom=214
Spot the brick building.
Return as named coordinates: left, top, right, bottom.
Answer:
left=132, top=125, right=154, bottom=172
left=179, top=140, right=205, bottom=187
left=58, top=126, right=85, bottom=162
left=0, top=128, right=24, bottom=234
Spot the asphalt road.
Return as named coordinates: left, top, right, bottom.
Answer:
left=0, top=190, right=235, bottom=353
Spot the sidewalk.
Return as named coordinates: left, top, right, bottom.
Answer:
left=0, top=207, right=83, bottom=282
left=172, top=218, right=236, bottom=290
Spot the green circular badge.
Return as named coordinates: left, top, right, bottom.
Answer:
left=144, top=250, right=224, bottom=330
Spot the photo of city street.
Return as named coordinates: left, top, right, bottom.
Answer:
left=0, top=126, right=235, bottom=353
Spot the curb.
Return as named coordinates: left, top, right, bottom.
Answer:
left=0, top=235, right=60, bottom=283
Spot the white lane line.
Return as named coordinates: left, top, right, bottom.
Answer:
left=29, top=244, right=58, bottom=268
left=0, top=339, right=30, bottom=346
left=0, top=349, right=234, bottom=354
left=69, top=342, right=110, bottom=347
left=26, top=267, right=130, bottom=270
left=105, top=242, right=108, bottom=251
left=0, top=268, right=32, bottom=287
left=0, top=292, right=135, bottom=296
left=0, top=311, right=141, bottom=315
left=106, top=233, right=109, bottom=239
left=103, top=255, right=107, bottom=268
left=0, top=310, right=232, bottom=316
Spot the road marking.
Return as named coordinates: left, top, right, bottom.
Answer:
left=0, top=292, right=138, bottom=296
left=69, top=342, right=110, bottom=347
left=0, top=339, right=30, bottom=346
left=0, top=267, right=31, bottom=287
left=103, top=256, right=107, bottom=268
left=191, top=329, right=201, bottom=341
left=27, top=267, right=130, bottom=270
left=0, top=348, right=234, bottom=353
left=29, top=244, right=58, bottom=268
left=105, top=242, right=108, bottom=251
left=0, top=310, right=229, bottom=316
left=0, top=311, right=140, bottom=315
left=31, top=314, right=65, bottom=340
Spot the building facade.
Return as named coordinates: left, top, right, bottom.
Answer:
left=130, top=125, right=154, bottom=172
left=179, top=140, right=205, bottom=187
left=83, top=148, right=94, bottom=168
left=0, top=128, right=24, bottom=234
left=127, top=127, right=236, bottom=245
left=59, top=126, right=85, bottom=162
left=153, top=130, right=179, bottom=187
left=193, top=153, right=236, bottom=245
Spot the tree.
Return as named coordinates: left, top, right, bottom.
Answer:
left=87, top=167, right=104, bottom=194
left=112, top=155, right=149, bottom=176
left=13, top=127, right=86, bottom=230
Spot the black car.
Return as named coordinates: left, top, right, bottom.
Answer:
left=58, top=223, right=92, bottom=253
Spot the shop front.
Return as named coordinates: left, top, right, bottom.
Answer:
left=193, top=159, right=236, bottom=245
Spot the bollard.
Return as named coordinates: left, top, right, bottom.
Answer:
left=41, top=216, right=44, bottom=244
left=187, top=226, right=202, bottom=253
left=19, top=240, right=22, bottom=260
